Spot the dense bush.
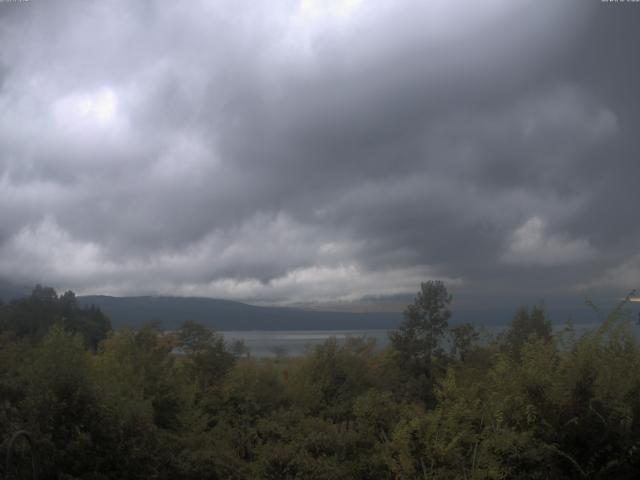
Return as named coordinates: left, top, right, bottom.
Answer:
left=1, top=283, right=639, bottom=479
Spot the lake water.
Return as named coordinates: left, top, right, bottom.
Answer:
left=221, top=329, right=391, bottom=357
left=220, top=321, right=617, bottom=357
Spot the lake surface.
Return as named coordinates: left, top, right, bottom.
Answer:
left=220, top=321, right=618, bottom=357
left=221, top=329, right=391, bottom=357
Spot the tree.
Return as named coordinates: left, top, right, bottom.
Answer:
left=177, top=321, right=235, bottom=392
left=0, top=286, right=111, bottom=348
left=21, top=326, right=105, bottom=478
left=177, top=320, right=216, bottom=354
left=293, top=336, right=376, bottom=424
left=449, top=323, right=479, bottom=362
left=389, top=281, right=452, bottom=379
left=231, top=339, right=250, bottom=358
left=61, top=290, right=111, bottom=350
left=502, top=305, right=552, bottom=358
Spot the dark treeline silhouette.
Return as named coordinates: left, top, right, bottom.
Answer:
left=0, top=285, right=111, bottom=349
left=0, top=282, right=639, bottom=479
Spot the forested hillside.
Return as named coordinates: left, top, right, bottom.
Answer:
left=1, top=282, right=639, bottom=479
left=77, top=295, right=402, bottom=331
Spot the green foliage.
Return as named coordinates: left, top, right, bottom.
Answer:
left=449, top=322, right=480, bottom=362
left=292, top=336, right=376, bottom=424
left=390, top=281, right=452, bottom=369
left=388, top=280, right=452, bottom=404
left=501, top=305, right=552, bottom=358
left=177, top=320, right=236, bottom=392
left=1, top=284, right=640, bottom=479
left=0, top=285, right=111, bottom=349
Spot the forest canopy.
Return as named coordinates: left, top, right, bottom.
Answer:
left=0, top=283, right=639, bottom=479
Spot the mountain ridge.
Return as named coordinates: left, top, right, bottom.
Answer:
left=78, top=294, right=404, bottom=331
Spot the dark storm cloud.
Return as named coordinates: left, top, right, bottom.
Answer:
left=0, top=0, right=638, bottom=303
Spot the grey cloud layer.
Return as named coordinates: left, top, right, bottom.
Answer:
left=0, top=0, right=638, bottom=302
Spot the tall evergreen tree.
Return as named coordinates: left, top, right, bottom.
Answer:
left=389, top=281, right=452, bottom=403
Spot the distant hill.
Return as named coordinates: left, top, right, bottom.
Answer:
left=0, top=281, right=29, bottom=302
left=78, top=295, right=404, bottom=331
left=3, top=285, right=632, bottom=331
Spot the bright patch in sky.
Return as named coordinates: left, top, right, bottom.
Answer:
left=503, top=216, right=595, bottom=266
left=299, top=0, right=361, bottom=20
left=54, top=87, right=118, bottom=127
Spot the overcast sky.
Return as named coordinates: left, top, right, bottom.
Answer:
left=0, top=0, right=638, bottom=306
